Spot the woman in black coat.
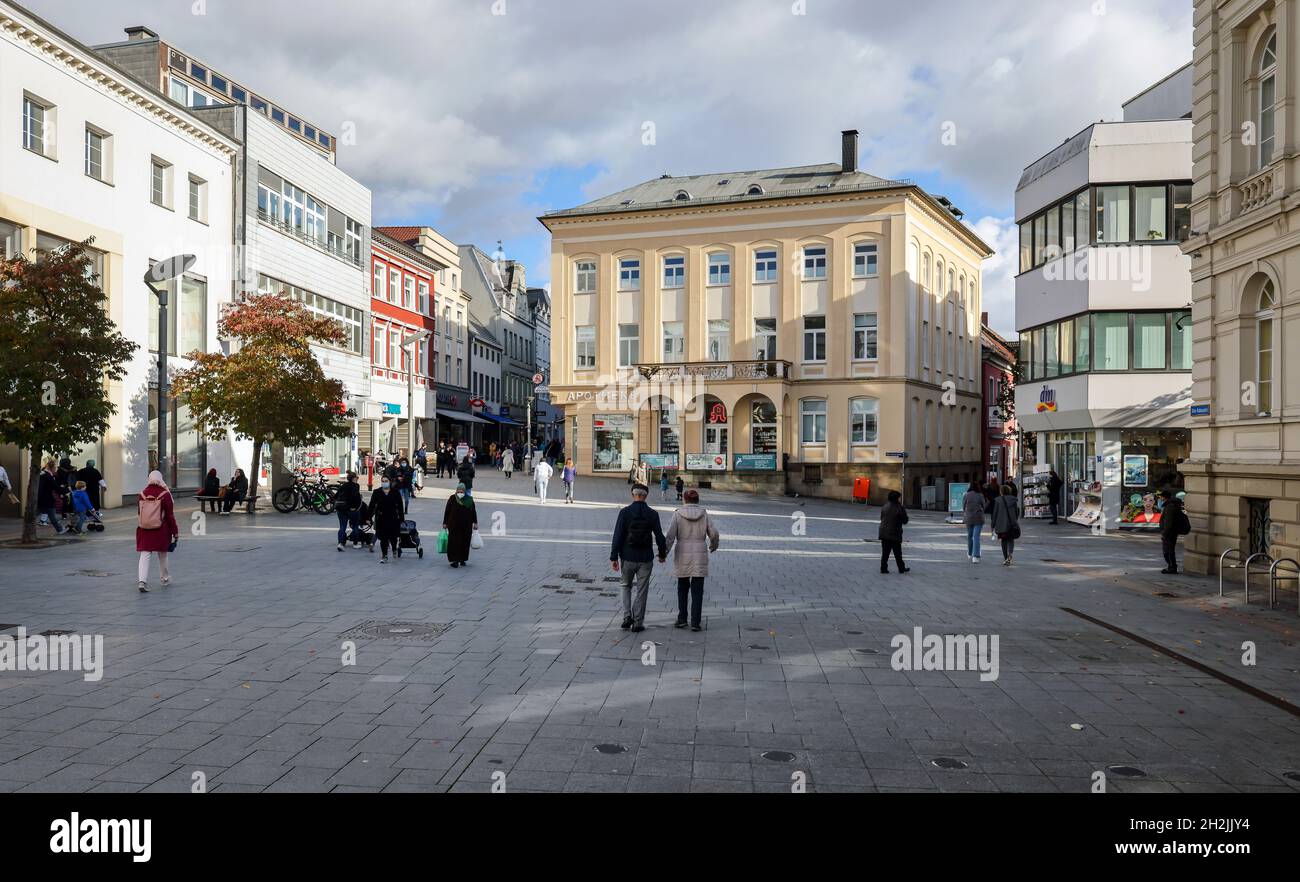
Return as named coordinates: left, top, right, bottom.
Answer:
left=442, top=482, right=478, bottom=568
left=877, top=490, right=910, bottom=574
left=77, top=459, right=104, bottom=510
left=368, top=478, right=406, bottom=563
left=456, top=457, right=476, bottom=495
left=202, top=469, right=221, bottom=498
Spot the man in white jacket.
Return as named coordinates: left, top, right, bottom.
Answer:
left=534, top=458, right=553, bottom=504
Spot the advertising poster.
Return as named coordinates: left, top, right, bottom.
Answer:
left=948, top=482, right=970, bottom=515
left=734, top=453, right=778, bottom=471
left=685, top=453, right=727, bottom=471
left=1122, top=455, right=1149, bottom=488
left=640, top=453, right=678, bottom=469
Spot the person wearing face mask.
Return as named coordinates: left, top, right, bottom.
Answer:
left=442, top=482, right=478, bottom=568
left=368, top=475, right=406, bottom=563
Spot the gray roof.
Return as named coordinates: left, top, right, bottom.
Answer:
left=543, top=162, right=911, bottom=219
left=469, top=316, right=500, bottom=347
left=1017, top=124, right=1095, bottom=191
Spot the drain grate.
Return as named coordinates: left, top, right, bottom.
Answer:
left=594, top=744, right=627, bottom=755
left=745, top=627, right=767, bottom=633
left=1107, top=765, right=1147, bottom=779
left=542, top=584, right=563, bottom=590
left=1078, top=655, right=1105, bottom=661
left=339, top=621, right=451, bottom=642
left=931, top=757, right=969, bottom=770
left=575, top=578, right=595, bottom=584
left=761, top=750, right=796, bottom=763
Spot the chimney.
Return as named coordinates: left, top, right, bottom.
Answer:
left=981, top=311, right=990, bottom=328
left=841, top=129, right=859, bottom=174
left=124, top=26, right=159, bottom=42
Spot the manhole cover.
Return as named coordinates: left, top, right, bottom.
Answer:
left=747, top=644, right=769, bottom=651
left=1283, top=771, right=1300, bottom=783
left=1153, top=592, right=1180, bottom=599
left=1107, top=765, right=1147, bottom=778
left=219, top=546, right=262, bottom=553
left=931, top=757, right=969, bottom=770
left=853, top=648, right=879, bottom=655
left=39, top=629, right=76, bottom=637
left=339, top=621, right=451, bottom=642
left=761, top=750, right=796, bottom=762
left=68, top=570, right=116, bottom=578
left=594, top=744, right=627, bottom=755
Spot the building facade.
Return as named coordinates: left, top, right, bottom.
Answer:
left=469, top=318, right=505, bottom=450
left=980, top=317, right=1018, bottom=486
left=367, top=229, right=439, bottom=459
left=1, top=0, right=237, bottom=508
left=540, top=131, right=990, bottom=503
left=1014, top=69, right=1195, bottom=530
left=528, top=286, right=562, bottom=444
left=1181, top=0, right=1300, bottom=575
left=461, top=243, right=536, bottom=446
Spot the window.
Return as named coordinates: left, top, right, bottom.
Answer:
left=169, top=77, right=189, bottom=106
left=853, top=313, right=878, bottom=360
left=1033, top=215, right=1046, bottom=265
left=755, top=249, right=778, bottom=282
left=1095, top=185, right=1130, bottom=243
left=210, top=74, right=228, bottom=95
left=1256, top=278, right=1276, bottom=415
left=22, top=95, right=53, bottom=158
left=0, top=220, right=21, bottom=261
left=1259, top=31, right=1278, bottom=168
left=707, top=252, right=731, bottom=286
left=1132, top=313, right=1168, bottom=369
left=755, top=318, right=777, bottom=361
left=1172, top=310, right=1192, bottom=371
left=258, top=275, right=364, bottom=355
left=373, top=264, right=386, bottom=298
left=1075, top=315, right=1091, bottom=373
left=618, top=258, right=641, bottom=291
left=456, top=310, right=463, bottom=339
left=149, top=273, right=206, bottom=355
left=619, top=324, right=640, bottom=366
left=346, top=218, right=363, bottom=265
left=151, top=159, right=173, bottom=209
left=659, top=406, right=680, bottom=455
left=803, top=246, right=827, bottom=280
left=853, top=242, right=878, bottom=277
left=404, top=277, right=416, bottom=309
left=271, top=107, right=285, bottom=124
left=1043, top=323, right=1059, bottom=378
left=1045, top=204, right=1060, bottom=259
left=304, top=195, right=327, bottom=245
left=418, top=281, right=430, bottom=315
left=752, top=400, right=777, bottom=453
left=662, top=322, right=685, bottom=362
left=189, top=63, right=207, bottom=82
left=803, top=316, right=826, bottom=362
left=662, top=255, right=684, bottom=289
left=251, top=96, right=268, bottom=114
left=188, top=176, right=207, bottom=223
left=922, top=321, right=931, bottom=369
left=1019, top=224, right=1032, bottom=274
left=84, top=127, right=111, bottom=182
left=231, top=86, right=247, bottom=104
left=1135, top=185, right=1168, bottom=240
left=388, top=269, right=401, bottom=303
left=1059, top=318, right=1074, bottom=374
left=575, top=326, right=596, bottom=369
left=1076, top=189, right=1092, bottom=248
left=801, top=400, right=827, bottom=444
left=1062, top=199, right=1075, bottom=252
left=707, top=320, right=731, bottom=361
left=851, top=399, right=879, bottom=444
left=1173, top=184, right=1192, bottom=242
left=575, top=260, right=596, bottom=294
left=1093, top=312, right=1130, bottom=371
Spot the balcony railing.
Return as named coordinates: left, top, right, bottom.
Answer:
left=257, top=209, right=363, bottom=267
left=634, top=359, right=791, bottom=381
left=1238, top=166, right=1276, bottom=215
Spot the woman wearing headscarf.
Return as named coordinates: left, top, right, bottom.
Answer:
left=442, top=482, right=478, bottom=569
left=136, top=470, right=179, bottom=593
left=77, top=459, right=104, bottom=511
left=367, top=473, right=406, bottom=563
left=202, top=468, right=221, bottom=499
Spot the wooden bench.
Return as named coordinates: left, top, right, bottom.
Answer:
left=194, top=494, right=260, bottom=513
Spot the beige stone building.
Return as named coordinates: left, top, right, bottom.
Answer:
left=1181, top=0, right=1300, bottom=577
left=539, top=131, right=992, bottom=504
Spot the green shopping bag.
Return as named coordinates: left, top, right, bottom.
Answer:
left=436, top=529, right=449, bottom=554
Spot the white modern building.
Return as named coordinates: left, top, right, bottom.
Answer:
left=0, top=0, right=238, bottom=506
left=1014, top=65, right=1195, bottom=531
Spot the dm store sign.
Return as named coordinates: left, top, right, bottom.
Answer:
left=1035, top=385, right=1058, bottom=414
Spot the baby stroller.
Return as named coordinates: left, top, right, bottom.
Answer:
left=397, top=519, right=422, bottom=558
left=355, top=509, right=377, bottom=552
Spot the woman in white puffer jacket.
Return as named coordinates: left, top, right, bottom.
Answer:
left=664, top=489, right=720, bottom=632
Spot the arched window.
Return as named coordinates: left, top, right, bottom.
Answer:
left=747, top=184, right=765, bottom=196
left=1256, top=277, right=1276, bottom=416
left=1259, top=30, right=1278, bottom=168
left=674, top=190, right=691, bottom=202
left=936, top=258, right=945, bottom=297
left=948, top=267, right=955, bottom=299
left=922, top=253, right=931, bottom=293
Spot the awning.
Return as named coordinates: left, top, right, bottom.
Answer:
left=478, top=412, right=523, bottom=427
left=438, top=410, right=490, bottom=425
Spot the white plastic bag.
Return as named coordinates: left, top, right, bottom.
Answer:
left=470, top=530, right=484, bottom=550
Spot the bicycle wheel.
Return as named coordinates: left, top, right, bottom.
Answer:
left=272, top=487, right=299, bottom=513
left=311, top=487, right=336, bottom=515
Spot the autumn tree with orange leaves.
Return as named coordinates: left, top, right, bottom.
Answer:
left=172, top=294, right=353, bottom=509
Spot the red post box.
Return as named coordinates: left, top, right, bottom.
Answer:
left=852, top=477, right=871, bottom=503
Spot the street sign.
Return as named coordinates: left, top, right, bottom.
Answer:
left=1190, top=404, right=1210, bottom=417
left=533, top=372, right=545, bottom=386
left=886, top=451, right=909, bottom=459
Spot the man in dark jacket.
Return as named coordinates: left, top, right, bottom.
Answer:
left=610, top=484, right=667, bottom=632
left=877, top=490, right=910, bottom=574
left=1047, top=469, right=1064, bottom=524
left=335, top=472, right=365, bottom=551
left=77, top=459, right=104, bottom=511
left=37, top=462, right=65, bottom=533
left=1159, top=489, right=1189, bottom=574
left=456, top=457, right=476, bottom=495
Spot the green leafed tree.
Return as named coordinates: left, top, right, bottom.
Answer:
left=0, top=239, right=137, bottom=544
left=172, top=293, right=353, bottom=508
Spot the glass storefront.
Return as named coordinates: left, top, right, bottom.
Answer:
left=148, top=393, right=205, bottom=489
left=1118, top=428, right=1189, bottom=523
left=752, top=400, right=778, bottom=453
left=593, top=414, right=635, bottom=472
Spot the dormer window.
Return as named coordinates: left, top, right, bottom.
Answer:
left=747, top=185, right=765, bottom=196
left=673, top=190, right=690, bottom=201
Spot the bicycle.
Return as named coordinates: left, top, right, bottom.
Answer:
left=272, top=472, right=337, bottom=515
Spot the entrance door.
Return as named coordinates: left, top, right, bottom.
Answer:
left=704, top=425, right=728, bottom=456
left=1053, top=440, right=1085, bottom=516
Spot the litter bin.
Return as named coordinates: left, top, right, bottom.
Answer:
left=852, top=477, right=871, bottom=504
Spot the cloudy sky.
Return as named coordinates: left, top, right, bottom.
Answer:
left=27, top=0, right=1193, bottom=335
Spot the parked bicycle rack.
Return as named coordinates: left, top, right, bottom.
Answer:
left=1219, top=549, right=1244, bottom=597
left=1242, top=552, right=1273, bottom=604
left=1269, top=558, right=1299, bottom=613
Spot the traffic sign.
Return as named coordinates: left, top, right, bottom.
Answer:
left=533, top=372, right=545, bottom=386
left=469, top=398, right=485, bottom=409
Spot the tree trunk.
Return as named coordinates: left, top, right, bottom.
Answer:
left=248, top=441, right=262, bottom=513
left=21, top=446, right=41, bottom=545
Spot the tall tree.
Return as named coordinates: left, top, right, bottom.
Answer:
left=0, top=240, right=137, bottom=544
left=172, top=293, right=352, bottom=508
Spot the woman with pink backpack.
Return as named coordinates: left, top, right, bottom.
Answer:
left=136, top=471, right=179, bottom=593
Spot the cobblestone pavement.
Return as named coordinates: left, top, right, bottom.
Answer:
left=2, top=469, right=1299, bottom=793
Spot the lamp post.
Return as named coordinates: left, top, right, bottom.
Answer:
left=144, top=255, right=196, bottom=484
left=402, top=331, right=429, bottom=461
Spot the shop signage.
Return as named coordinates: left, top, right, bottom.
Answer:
left=469, top=398, right=485, bottom=409
left=947, top=483, right=969, bottom=516
left=685, top=453, right=727, bottom=471
left=707, top=402, right=728, bottom=424
left=382, top=402, right=402, bottom=415
left=734, top=453, right=777, bottom=471
left=641, top=454, right=679, bottom=469
left=1036, top=386, right=1058, bottom=413
left=436, top=392, right=459, bottom=408
left=1190, top=404, right=1210, bottom=417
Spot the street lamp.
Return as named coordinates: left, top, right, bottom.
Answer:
left=402, top=331, right=429, bottom=460
left=144, top=255, right=196, bottom=483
